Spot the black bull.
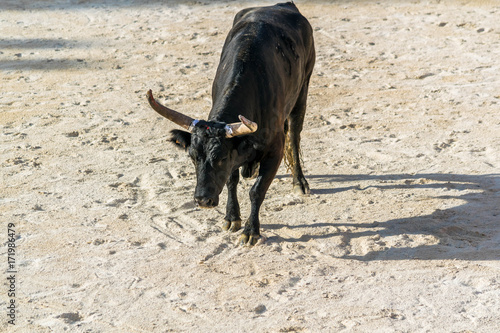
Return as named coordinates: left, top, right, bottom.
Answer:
left=146, top=2, right=315, bottom=246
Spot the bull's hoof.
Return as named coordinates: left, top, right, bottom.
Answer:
left=239, top=233, right=260, bottom=246
left=293, top=182, right=310, bottom=195
left=293, top=174, right=310, bottom=195
left=222, top=220, right=241, bottom=232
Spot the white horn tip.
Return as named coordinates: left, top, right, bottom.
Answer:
left=238, top=115, right=258, bottom=131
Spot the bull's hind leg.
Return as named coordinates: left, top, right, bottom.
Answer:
left=286, top=79, right=311, bottom=195
left=222, top=169, right=241, bottom=232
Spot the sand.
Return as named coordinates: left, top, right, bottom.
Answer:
left=1, top=0, right=500, bottom=332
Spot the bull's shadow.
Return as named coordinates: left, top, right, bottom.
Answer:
left=266, top=173, right=500, bottom=261
left=0, top=38, right=92, bottom=71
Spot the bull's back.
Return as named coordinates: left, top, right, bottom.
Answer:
left=234, top=3, right=314, bottom=46
left=230, top=2, right=315, bottom=77
left=210, top=3, right=314, bottom=129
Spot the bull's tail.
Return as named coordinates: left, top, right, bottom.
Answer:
left=283, top=119, right=301, bottom=173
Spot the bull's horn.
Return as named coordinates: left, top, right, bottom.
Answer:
left=146, top=90, right=194, bottom=131
left=225, top=115, right=258, bottom=138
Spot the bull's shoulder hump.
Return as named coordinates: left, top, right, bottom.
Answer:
left=233, top=2, right=305, bottom=27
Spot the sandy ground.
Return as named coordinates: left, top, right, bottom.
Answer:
left=1, top=0, right=500, bottom=332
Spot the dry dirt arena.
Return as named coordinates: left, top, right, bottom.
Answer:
left=1, top=0, right=500, bottom=332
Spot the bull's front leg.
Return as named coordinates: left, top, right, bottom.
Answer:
left=239, top=141, right=284, bottom=246
left=222, top=169, right=241, bottom=232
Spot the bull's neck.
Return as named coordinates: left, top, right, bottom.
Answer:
left=210, top=81, right=262, bottom=125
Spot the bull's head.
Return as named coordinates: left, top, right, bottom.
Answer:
left=146, top=90, right=258, bottom=208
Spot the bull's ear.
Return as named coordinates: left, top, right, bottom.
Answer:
left=237, top=137, right=259, bottom=157
left=170, top=130, right=191, bottom=150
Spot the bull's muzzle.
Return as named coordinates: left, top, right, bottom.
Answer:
left=194, top=195, right=219, bottom=208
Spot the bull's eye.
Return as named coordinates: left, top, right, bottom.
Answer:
left=218, top=157, right=228, bottom=166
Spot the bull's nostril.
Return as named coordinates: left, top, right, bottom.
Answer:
left=195, top=196, right=215, bottom=208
